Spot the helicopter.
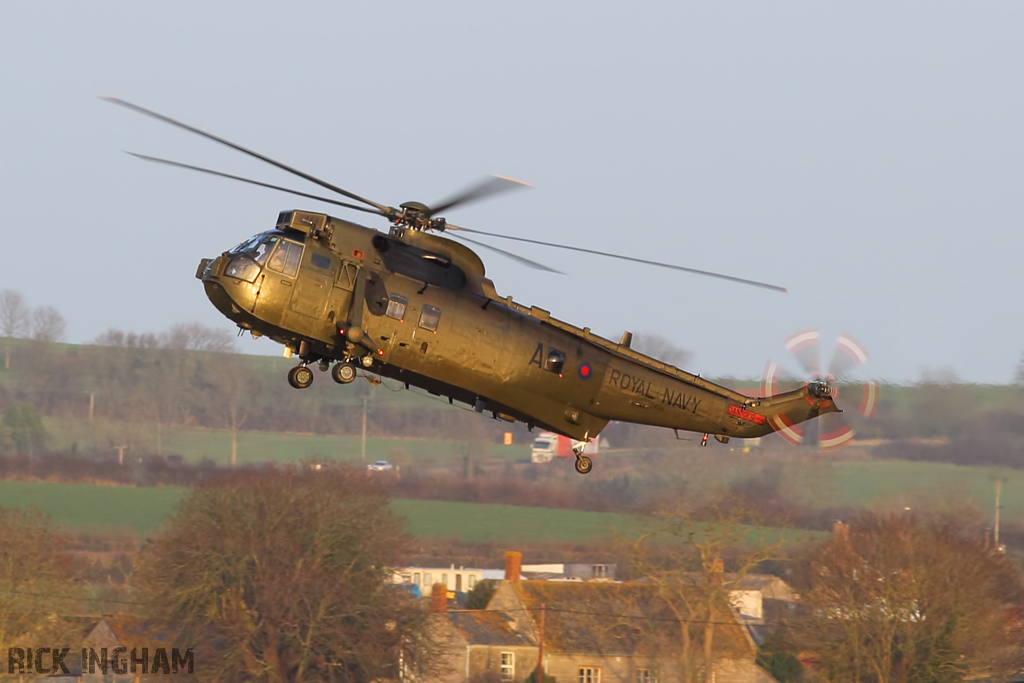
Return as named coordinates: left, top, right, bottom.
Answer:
left=105, top=98, right=842, bottom=475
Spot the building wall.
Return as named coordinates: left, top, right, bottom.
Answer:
left=468, top=646, right=539, bottom=682
left=543, top=653, right=684, bottom=683
left=393, top=567, right=484, bottom=592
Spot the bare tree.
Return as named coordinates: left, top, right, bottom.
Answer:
left=790, top=513, right=1024, bottom=683
left=134, top=467, right=434, bottom=682
left=624, top=499, right=785, bottom=683
left=0, top=290, right=30, bottom=370
left=205, top=352, right=257, bottom=467
left=163, top=322, right=235, bottom=353
left=633, top=332, right=693, bottom=369
left=0, top=508, right=76, bottom=649
left=30, top=306, right=66, bottom=343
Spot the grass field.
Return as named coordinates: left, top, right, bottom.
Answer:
left=0, top=481, right=813, bottom=547
left=0, top=481, right=645, bottom=541
left=43, top=417, right=531, bottom=466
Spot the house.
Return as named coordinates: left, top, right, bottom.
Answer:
left=426, top=552, right=777, bottom=683
left=521, top=563, right=617, bottom=581
left=392, top=565, right=502, bottom=594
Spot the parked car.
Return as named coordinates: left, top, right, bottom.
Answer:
left=367, top=460, right=397, bottom=472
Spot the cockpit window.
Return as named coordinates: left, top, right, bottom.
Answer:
left=267, top=240, right=303, bottom=277
left=253, top=237, right=278, bottom=264
left=230, top=236, right=262, bottom=254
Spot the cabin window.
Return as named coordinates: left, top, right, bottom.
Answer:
left=386, top=295, right=408, bottom=321
left=413, top=573, right=421, bottom=586
left=544, top=348, right=566, bottom=374
left=440, top=573, right=448, bottom=587
left=419, top=305, right=441, bottom=332
left=500, top=653, right=515, bottom=681
left=579, top=667, right=601, bottom=683
left=267, top=240, right=303, bottom=277
left=310, top=252, right=333, bottom=271
left=424, top=572, right=432, bottom=586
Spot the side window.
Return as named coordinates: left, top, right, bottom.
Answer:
left=419, top=305, right=441, bottom=332
left=544, top=348, right=566, bottom=375
left=310, top=252, right=333, bottom=271
left=267, top=240, right=303, bottom=277
left=386, top=295, right=407, bottom=321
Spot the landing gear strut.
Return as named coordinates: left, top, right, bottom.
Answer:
left=331, top=362, right=357, bottom=384
left=572, top=441, right=593, bottom=475
left=288, top=364, right=314, bottom=389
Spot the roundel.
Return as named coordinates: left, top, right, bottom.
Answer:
left=577, top=362, right=593, bottom=380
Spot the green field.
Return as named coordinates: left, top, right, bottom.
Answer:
left=43, top=417, right=530, bottom=466
left=0, top=481, right=644, bottom=541
left=0, top=481, right=812, bottom=547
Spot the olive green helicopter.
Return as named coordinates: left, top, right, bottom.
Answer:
left=105, top=98, right=842, bottom=474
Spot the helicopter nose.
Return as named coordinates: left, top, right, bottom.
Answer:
left=196, top=258, right=213, bottom=279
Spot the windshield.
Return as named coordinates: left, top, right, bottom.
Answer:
left=229, top=234, right=278, bottom=262
left=532, top=439, right=553, bottom=449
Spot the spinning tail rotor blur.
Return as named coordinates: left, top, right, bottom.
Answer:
left=762, top=329, right=880, bottom=450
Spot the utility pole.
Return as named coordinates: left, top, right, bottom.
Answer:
left=115, top=445, right=128, bottom=466
left=536, top=603, right=545, bottom=683
left=361, top=394, right=368, bottom=463
left=86, top=391, right=95, bottom=422
left=994, top=476, right=1007, bottom=549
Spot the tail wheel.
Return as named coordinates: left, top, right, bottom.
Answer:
left=763, top=329, right=880, bottom=451
left=331, top=362, right=357, bottom=384
left=574, top=455, right=593, bottom=475
left=288, top=365, right=314, bottom=389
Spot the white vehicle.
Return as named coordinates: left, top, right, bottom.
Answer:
left=367, top=460, right=397, bottom=472
left=530, top=432, right=599, bottom=464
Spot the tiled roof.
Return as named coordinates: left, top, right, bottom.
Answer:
left=503, top=580, right=753, bottom=657
left=446, top=611, right=534, bottom=647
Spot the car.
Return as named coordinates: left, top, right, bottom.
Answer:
left=367, top=460, right=397, bottom=472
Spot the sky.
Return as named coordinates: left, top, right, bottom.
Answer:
left=1, top=2, right=1022, bottom=384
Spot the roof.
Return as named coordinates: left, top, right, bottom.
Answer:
left=496, top=580, right=754, bottom=658
left=444, top=611, right=534, bottom=647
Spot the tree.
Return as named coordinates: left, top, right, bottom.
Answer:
left=465, top=579, right=498, bottom=609
left=134, top=466, right=434, bottom=682
left=790, top=513, right=1024, bottom=683
left=0, top=289, right=30, bottom=370
left=624, top=500, right=785, bottom=683
left=3, top=402, right=48, bottom=456
left=205, top=352, right=257, bottom=467
left=633, top=332, right=693, bottom=369
left=0, top=508, right=75, bottom=648
left=30, top=306, right=66, bottom=343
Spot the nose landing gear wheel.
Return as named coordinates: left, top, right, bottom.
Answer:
left=288, top=365, right=314, bottom=389
left=574, top=455, right=593, bottom=475
left=331, top=362, right=357, bottom=384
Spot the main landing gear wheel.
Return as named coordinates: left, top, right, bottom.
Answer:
left=574, top=455, right=593, bottom=475
left=288, top=365, right=314, bottom=389
left=331, top=362, right=357, bottom=384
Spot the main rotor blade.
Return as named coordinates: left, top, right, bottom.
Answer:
left=103, top=97, right=392, bottom=215
left=428, top=176, right=531, bottom=217
left=127, top=153, right=388, bottom=217
left=450, top=233, right=563, bottom=274
left=446, top=226, right=787, bottom=292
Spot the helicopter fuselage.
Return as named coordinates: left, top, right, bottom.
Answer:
left=197, top=209, right=837, bottom=445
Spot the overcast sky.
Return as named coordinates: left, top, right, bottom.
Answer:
left=2, top=2, right=1022, bottom=384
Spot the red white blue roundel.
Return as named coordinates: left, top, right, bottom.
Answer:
left=578, top=362, right=593, bottom=380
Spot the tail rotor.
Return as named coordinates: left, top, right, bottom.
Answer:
left=763, top=329, right=879, bottom=450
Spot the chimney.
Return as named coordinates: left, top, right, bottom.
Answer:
left=833, top=520, right=849, bottom=545
left=504, top=551, right=522, bottom=582
left=430, top=583, right=448, bottom=613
